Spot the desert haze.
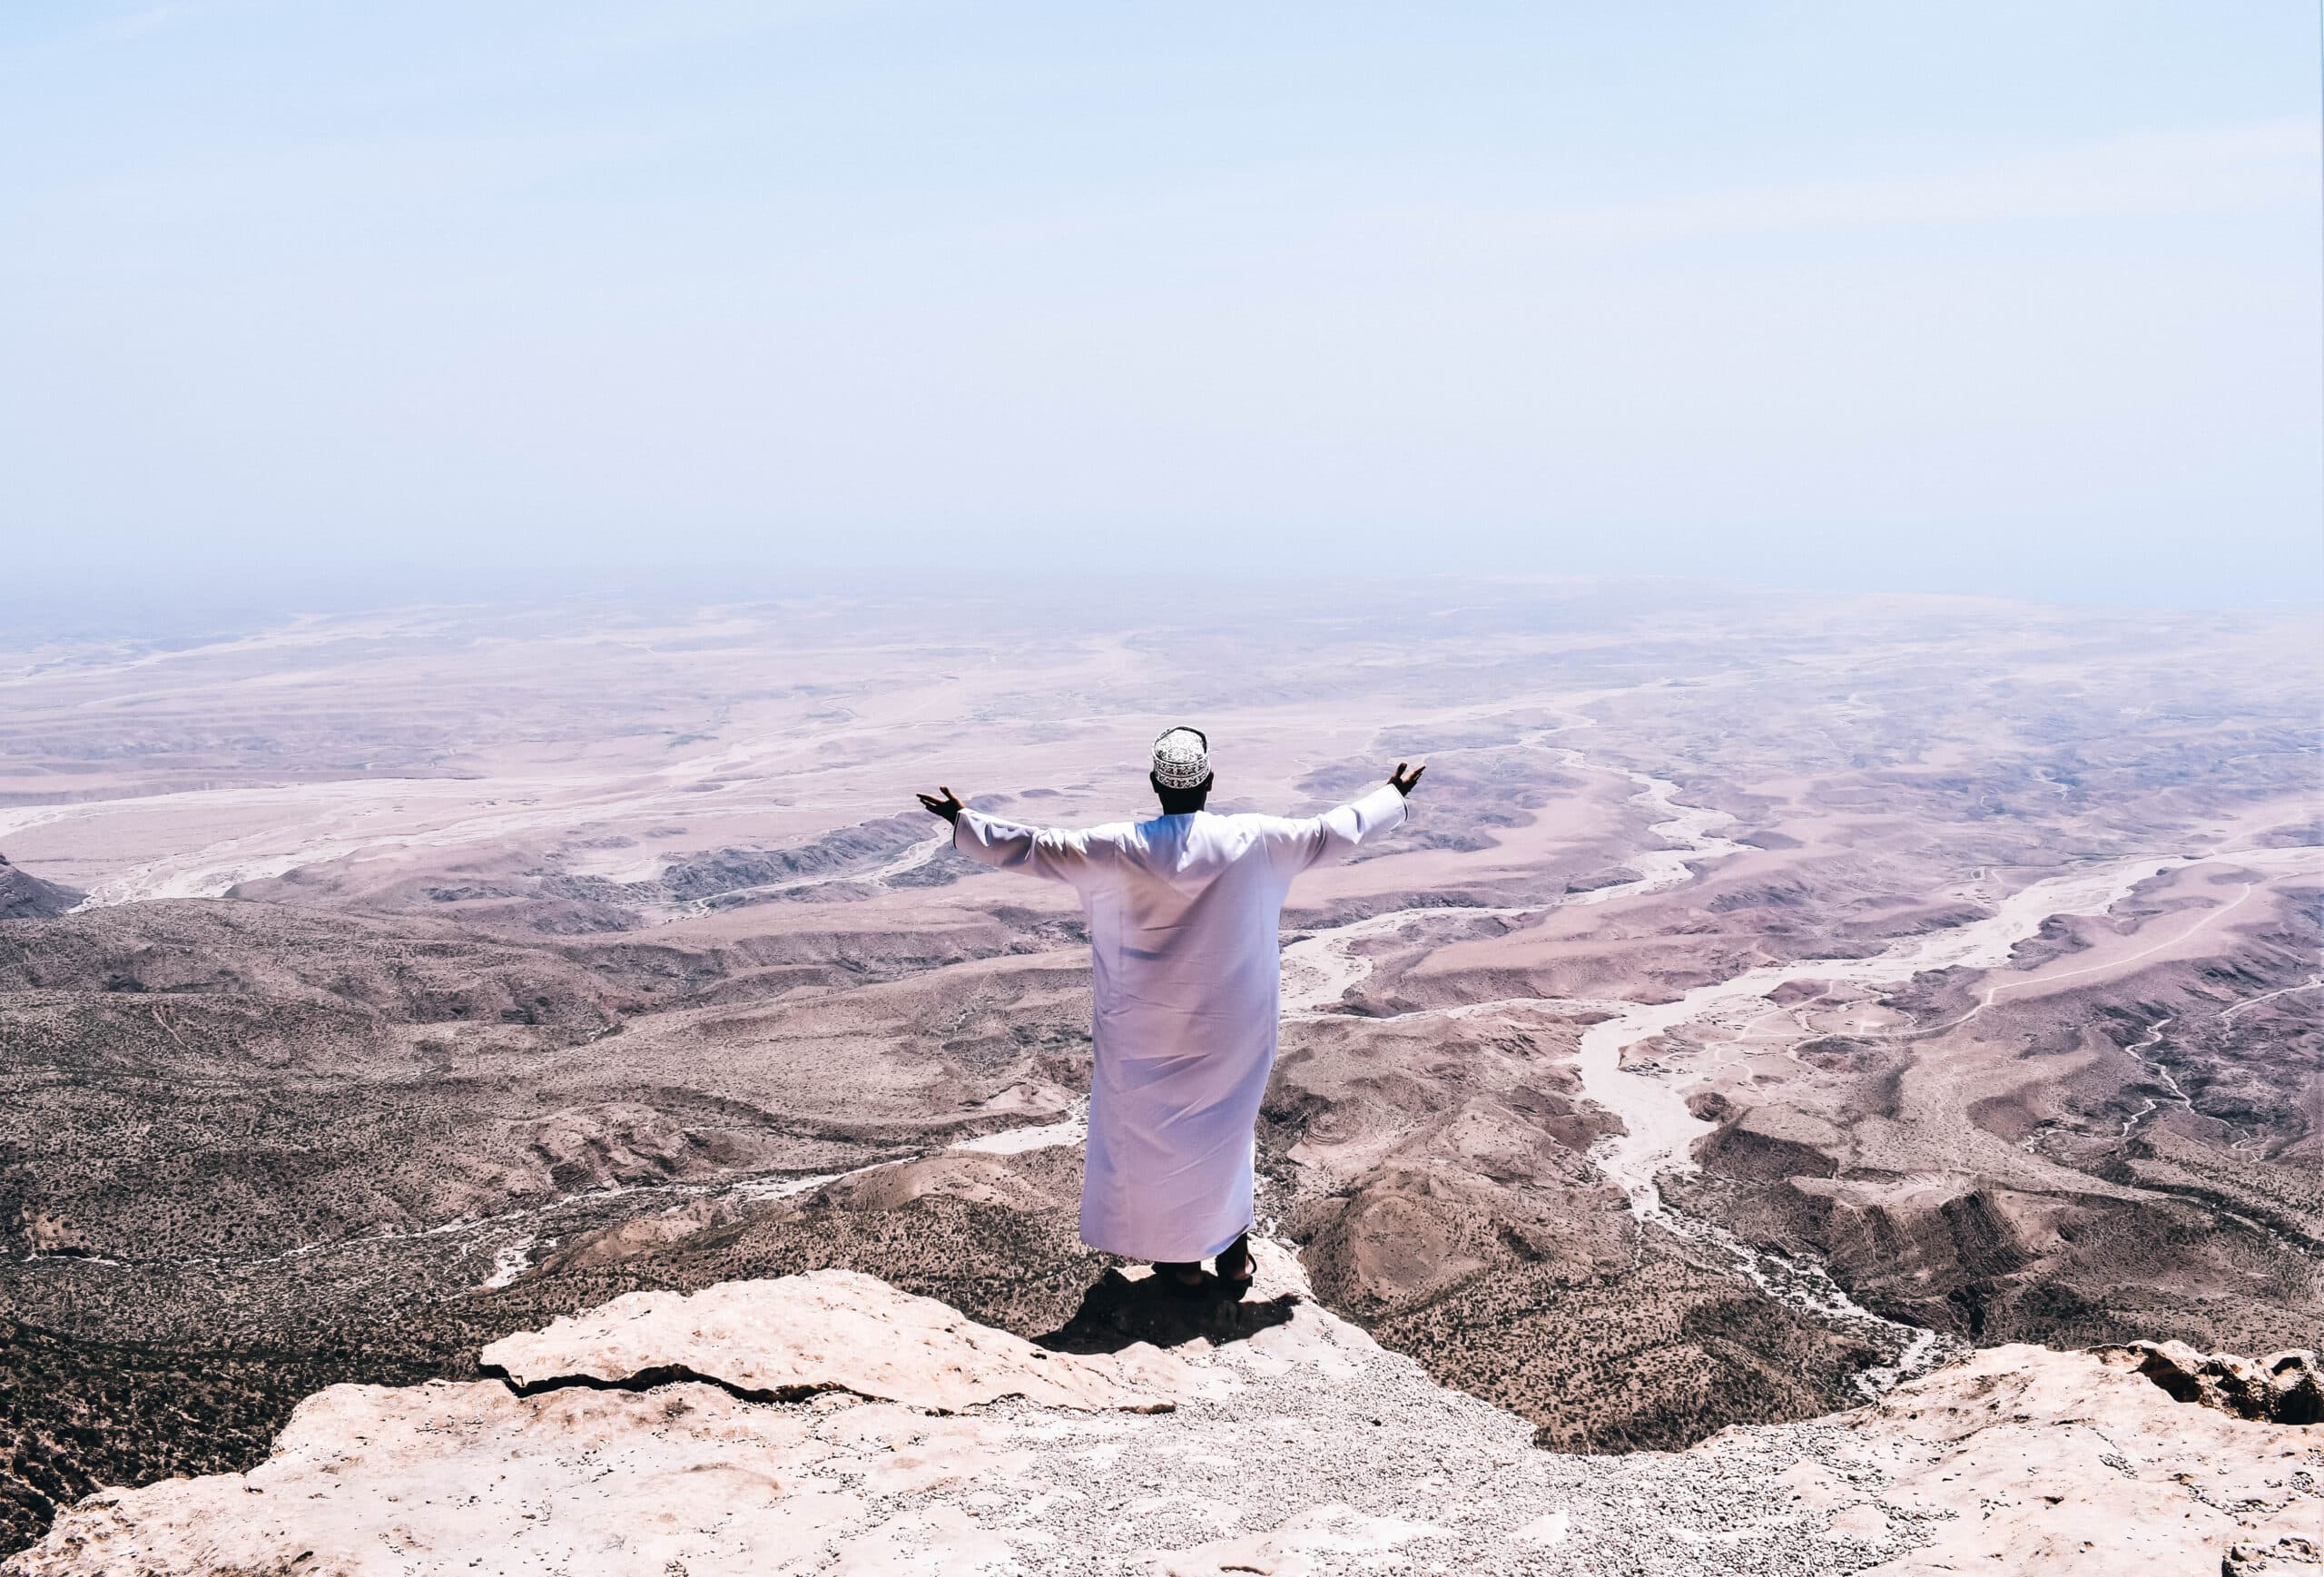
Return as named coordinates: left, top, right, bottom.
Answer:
left=0, top=576, right=2317, bottom=1569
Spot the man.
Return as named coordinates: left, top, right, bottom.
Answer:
left=916, top=727, right=1423, bottom=1292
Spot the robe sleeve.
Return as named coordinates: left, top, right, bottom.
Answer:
left=1257, top=781, right=1411, bottom=877
left=950, top=808, right=1114, bottom=889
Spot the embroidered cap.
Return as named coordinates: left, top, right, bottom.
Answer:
left=1151, top=726, right=1211, bottom=790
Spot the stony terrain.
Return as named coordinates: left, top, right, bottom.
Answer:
left=8, top=1258, right=2318, bottom=1576
left=1, top=580, right=2318, bottom=1558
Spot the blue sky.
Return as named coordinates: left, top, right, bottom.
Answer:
left=3, top=2, right=2317, bottom=606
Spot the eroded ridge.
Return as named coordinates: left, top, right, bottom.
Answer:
left=1272, top=739, right=2320, bottom=1403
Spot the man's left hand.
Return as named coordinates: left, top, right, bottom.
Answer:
left=1389, top=762, right=1425, bottom=796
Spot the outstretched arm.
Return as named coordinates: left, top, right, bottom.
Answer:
left=915, top=785, right=1106, bottom=886
left=1261, top=761, right=1423, bottom=877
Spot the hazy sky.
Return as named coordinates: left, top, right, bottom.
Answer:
left=4, top=2, right=2318, bottom=607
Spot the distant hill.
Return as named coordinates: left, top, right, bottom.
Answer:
left=0, top=855, right=82, bottom=921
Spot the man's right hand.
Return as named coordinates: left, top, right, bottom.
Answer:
left=1389, top=761, right=1425, bottom=796
left=915, top=786, right=965, bottom=823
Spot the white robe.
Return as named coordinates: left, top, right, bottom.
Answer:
left=950, top=782, right=1411, bottom=1262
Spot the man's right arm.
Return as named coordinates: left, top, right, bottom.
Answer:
left=918, top=787, right=1105, bottom=885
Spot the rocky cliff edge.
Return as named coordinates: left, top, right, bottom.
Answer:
left=6, top=1247, right=2317, bottom=1577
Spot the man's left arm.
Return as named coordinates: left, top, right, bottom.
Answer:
left=1263, top=762, right=1423, bottom=876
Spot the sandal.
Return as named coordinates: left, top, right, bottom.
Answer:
left=1215, top=1233, right=1255, bottom=1288
left=1155, top=1261, right=1211, bottom=1297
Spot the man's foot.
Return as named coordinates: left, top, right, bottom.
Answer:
left=1154, top=1260, right=1209, bottom=1296
left=1215, top=1234, right=1254, bottom=1292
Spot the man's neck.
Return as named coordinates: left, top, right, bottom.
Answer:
left=1155, top=795, right=1207, bottom=816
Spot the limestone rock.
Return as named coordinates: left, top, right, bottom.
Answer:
left=2227, top=1536, right=2321, bottom=1575
left=19, top=1372, right=1081, bottom=1576
left=10, top=1258, right=2320, bottom=1577
left=479, top=1267, right=1187, bottom=1413
left=1846, top=1342, right=2321, bottom=1574
left=2097, top=1338, right=2323, bottom=1425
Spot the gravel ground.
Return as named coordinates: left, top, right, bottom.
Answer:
left=779, top=1241, right=1938, bottom=1575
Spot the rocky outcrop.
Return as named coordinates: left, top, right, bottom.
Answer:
left=1824, top=1341, right=2319, bottom=1575
left=13, top=1211, right=94, bottom=1257
left=2226, top=1537, right=2323, bottom=1577
left=478, top=1267, right=1185, bottom=1412
left=8, top=1250, right=2319, bottom=1576
left=1693, top=1105, right=1843, bottom=1180
left=2099, top=1338, right=2322, bottom=1424
left=0, top=856, right=80, bottom=922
